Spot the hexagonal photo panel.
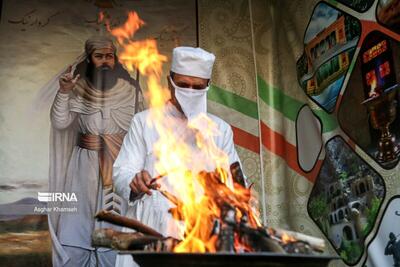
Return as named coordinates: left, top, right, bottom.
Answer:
left=336, top=0, right=375, bottom=13
left=377, top=0, right=400, bottom=35
left=296, top=2, right=361, bottom=113
left=338, top=31, right=400, bottom=169
left=308, top=137, right=385, bottom=265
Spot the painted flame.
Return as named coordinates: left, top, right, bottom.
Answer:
left=369, top=78, right=378, bottom=98
left=106, top=11, right=261, bottom=252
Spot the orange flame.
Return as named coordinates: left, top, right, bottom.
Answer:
left=107, top=11, right=261, bottom=253
left=108, top=12, right=145, bottom=44
left=281, top=232, right=297, bottom=244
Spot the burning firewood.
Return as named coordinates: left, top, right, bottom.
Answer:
left=93, top=166, right=325, bottom=255
left=156, top=168, right=325, bottom=254
left=266, top=228, right=325, bottom=253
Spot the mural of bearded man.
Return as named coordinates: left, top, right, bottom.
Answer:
left=48, top=36, right=142, bottom=267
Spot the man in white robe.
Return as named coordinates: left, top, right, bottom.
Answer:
left=113, top=47, right=246, bottom=267
left=49, top=36, right=142, bottom=267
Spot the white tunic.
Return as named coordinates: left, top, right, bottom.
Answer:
left=113, top=102, right=242, bottom=267
left=49, top=78, right=137, bottom=265
left=52, top=93, right=124, bottom=248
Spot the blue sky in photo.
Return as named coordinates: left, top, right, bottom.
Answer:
left=312, top=75, right=344, bottom=112
left=304, top=3, right=342, bottom=44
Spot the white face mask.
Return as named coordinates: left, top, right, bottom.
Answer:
left=170, top=77, right=209, bottom=120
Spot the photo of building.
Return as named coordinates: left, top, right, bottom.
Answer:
left=297, top=3, right=360, bottom=112
left=308, top=137, right=385, bottom=264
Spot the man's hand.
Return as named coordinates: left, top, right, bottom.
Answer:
left=130, top=170, right=160, bottom=196
left=59, top=65, right=80, bottom=93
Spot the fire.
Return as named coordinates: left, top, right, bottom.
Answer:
left=281, top=232, right=297, bottom=244
left=106, top=11, right=145, bottom=44
left=106, top=11, right=261, bottom=253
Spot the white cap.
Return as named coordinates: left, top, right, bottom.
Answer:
left=171, top=46, right=216, bottom=79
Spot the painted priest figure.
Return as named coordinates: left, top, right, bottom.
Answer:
left=48, top=36, right=141, bottom=267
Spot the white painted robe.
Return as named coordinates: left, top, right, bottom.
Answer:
left=49, top=78, right=137, bottom=266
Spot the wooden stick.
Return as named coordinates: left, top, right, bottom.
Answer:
left=150, top=173, right=167, bottom=184
left=95, top=210, right=164, bottom=238
left=159, top=190, right=184, bottom=207
left=269, top=228, right=325, bottom=252
left=92, top=228, right=161, bottom=250
left=92, top=228, right=116, bottom=247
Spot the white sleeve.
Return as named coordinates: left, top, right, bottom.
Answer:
left=223, top=124, right=249, bottom=188
left=113, top=115, right=146, bottom=202
left=50, top=91, right=77, bottom=130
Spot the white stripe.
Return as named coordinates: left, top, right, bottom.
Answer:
left=259, top=100, right=297, bottom=145
left=208, top=100, right=259, bottom=136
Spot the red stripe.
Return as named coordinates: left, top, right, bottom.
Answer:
left=259, top=122, right=322, bottom=183
left=231, top=126, right=260, bottom=154
left=336, top=93, right=344, bottom=111
left=230, top=124, right=322, bottom=183
left=360, top=20, right=400, bottom=42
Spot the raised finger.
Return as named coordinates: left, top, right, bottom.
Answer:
left=72, top=74, right=80, bottom=83
left=64, top=65, right=72, bottom=75
left=60, top=73, right=73, bottom=81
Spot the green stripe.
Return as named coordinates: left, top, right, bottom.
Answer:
left=347, top=55, right=357, bottom=76
left=314, top=110, right=338, bottom=133
left=257, top=76, right=338, bottom=133
left=257, top=76, right=302, bottom=121
left=208, top=85, right=259, bottom=119
left=208, top=77, right=338, bottom=133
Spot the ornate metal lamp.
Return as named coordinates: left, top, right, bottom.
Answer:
left=362, top=84, right=400, bottom=166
